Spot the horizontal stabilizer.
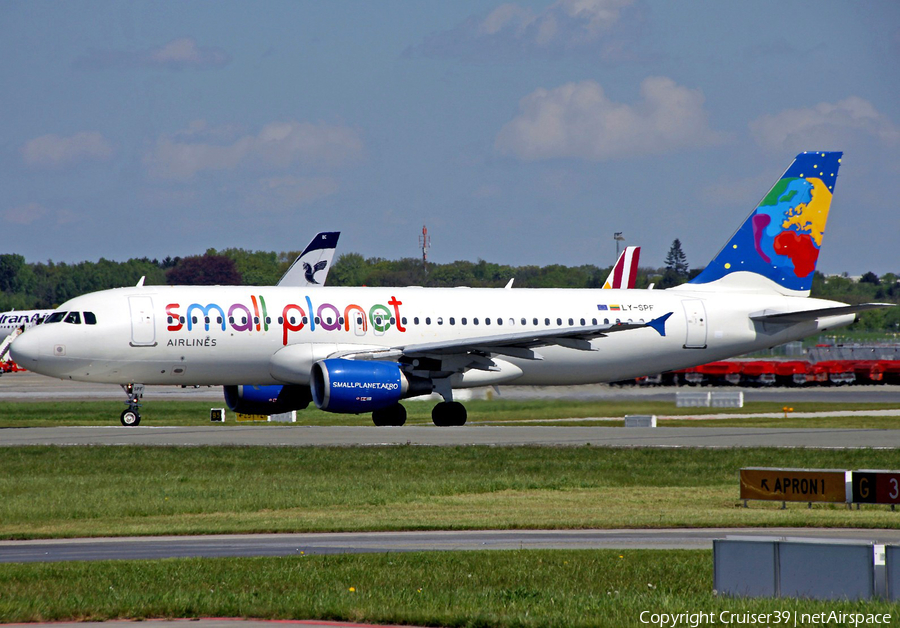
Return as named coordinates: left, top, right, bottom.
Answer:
left=750, top=303, right=893, bottom=324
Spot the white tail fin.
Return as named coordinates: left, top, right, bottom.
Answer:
left=277, top=232, right=340, bottom=287
left=603, top=246, right=640, bottom=289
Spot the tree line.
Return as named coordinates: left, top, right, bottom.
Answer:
left=1, top=242, right=898, bottom=332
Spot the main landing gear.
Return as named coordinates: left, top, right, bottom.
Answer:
left=372, top=403, right=407, bottom=426
left=120, top=383, right=144, bottom=426
left=431, top=401, right=467, bottom=427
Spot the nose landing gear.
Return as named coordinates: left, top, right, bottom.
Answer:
left=120, top=383, right=144, bottom=426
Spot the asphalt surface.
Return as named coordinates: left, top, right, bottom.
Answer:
left=5, top=528, right=900, bottom=564
left=4, top=424, right=900, bottom=448
left=6, top=371, right=900, bottom=403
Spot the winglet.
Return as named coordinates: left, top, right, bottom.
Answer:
left=647, top=312, right=672, bottom=337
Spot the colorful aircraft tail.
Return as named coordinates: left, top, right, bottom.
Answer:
left=603, top=246, right=640, bottom=289
left=686, top=151, right=842, bottom=295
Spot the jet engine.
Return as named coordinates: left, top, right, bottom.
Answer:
left=310, top=358, right=431, bottom=413
left=223, top=384, right=312, bottom=415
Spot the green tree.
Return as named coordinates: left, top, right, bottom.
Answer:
left=664, top=239, right=689, bottom=277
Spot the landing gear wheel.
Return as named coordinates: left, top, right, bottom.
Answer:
left=372, top=403, right=407, bottom=427
left=120, top=409, right=141, bottom=426
left=432, top=401, right=467, bottom=426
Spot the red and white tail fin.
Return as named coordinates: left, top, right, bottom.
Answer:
left=603, top=246, right=640, bottom=289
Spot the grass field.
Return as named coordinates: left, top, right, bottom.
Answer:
left=2, top=446, right=899, bottom=539
left=2, top=550, right=898, bottom=626
left=2, top=398, right=900, bottom=428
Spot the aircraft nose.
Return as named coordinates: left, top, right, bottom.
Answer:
left=9, top=329, right=42, bottom=367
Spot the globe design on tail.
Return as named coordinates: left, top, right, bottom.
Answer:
left=690, top=151, right=842, bottom=293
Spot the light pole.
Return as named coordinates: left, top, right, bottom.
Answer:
left=614, top=232, right=624, bottom=263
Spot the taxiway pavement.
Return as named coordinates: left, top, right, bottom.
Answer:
left=4, top=424, right=900, bottom=448
left=5, top=528, right=900, bottom=564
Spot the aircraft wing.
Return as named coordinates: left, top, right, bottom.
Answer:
left=337, top=312, right=673, bottom=362
left=750, top=303, right=893, bottom=324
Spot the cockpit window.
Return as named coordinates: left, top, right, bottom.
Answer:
left=44, top=312, right=67, bottom=324
left=64, top=311, right=82, bottom=325
left=84, top=312, right=97, bottom=325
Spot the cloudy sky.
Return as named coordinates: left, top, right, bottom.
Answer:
left=3, top=1, right=899, bottom=275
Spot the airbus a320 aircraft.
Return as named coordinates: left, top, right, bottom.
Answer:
left=11, top=152, right=890, bottom=426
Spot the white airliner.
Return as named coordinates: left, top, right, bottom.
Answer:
left=11, top=152, right=890, bottom=426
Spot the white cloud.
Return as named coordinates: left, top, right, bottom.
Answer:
left=750, top=97, right=900, bottom=152
left=495, top=77, right=727, bottom=161
left=144, top=120, right=364, bottom=180
left=245, top=176, right=340, bottom=211
left=3, top=203, right=48, bottom=225
left=75, top=37, right=230, bottom=70
left=2, top=203, right=78, bottom=226
left=22, top=132, right=114, bottom=168
left=406, top=0, right=639, bottom=60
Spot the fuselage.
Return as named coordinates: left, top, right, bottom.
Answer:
left=10, top=284, right=854, bottom=388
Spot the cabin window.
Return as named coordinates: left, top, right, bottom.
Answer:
left=461, top=317, right=467, bottom=325
left=544, top=318, right=550, bottom=326
left=339, top=317, right=344, bottom=326
left=426, top=317, right=431, bottom=325
left=64, top=311, right=81, bottom=325
left=289, top=317, right=296, bottom=325
left=254, top=317, right=260, bottom=325
left=557, top=318, right=562, bottom=326
left=302, top=317, right=308, bottom=324
left=217, top=317, right=223, bottom=324
left=402, top=317, right=408, bottom=326
left=357, top=317, right=363, bottom=325
left=568, top=318, right=574, bottom=326
left=315, top=317, right=320, bottom=324
left=521, top=318, right=526, bottom=325
left=278, top=317, right=284, bottom=324
left=413, top=317, right=419, bottom=325
left=180, top=316, right=185, bottom=324
left=241, top=316, right=247, bottom=325
left=604, top=318, right=609, bottom=324
left=473, top=318, right=479, bottom=325
left=592, top=318, right=597, bottom=325
left=266, top=317, right=271, bottom=325
left=325, top=317, right=332, bottom=325
left=449, top=317, right=455, bottom=325
left=485, top=318, right=490, bottom=326
left=84, top=312, right=97, bottom=325
left=168, top=316, right=174, bottom=324
left=580, top=318, right=585, bottom=325
left=437, top=317, right=443, bottom=325
left=204, top=316, right=210, bottom=324
left=390, top=317, right=396, bottom=325
left=192, top=316, right=198, bottom=324
left=497, top=318, right=503, bottom=326
left=228, top=317, right=234, bottom=324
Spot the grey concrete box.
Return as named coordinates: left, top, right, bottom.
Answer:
left=779, top=541, right=874, bottom=600
left=624, top=415, right=656, bottom=428
left=676, top=391, right=710, bottom=407
left=714, top=539, right=777, bottom=597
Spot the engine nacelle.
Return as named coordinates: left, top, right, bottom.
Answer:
left=223, top=384, right=312, bottom=415
left=310, top=359, right=430, bottom=414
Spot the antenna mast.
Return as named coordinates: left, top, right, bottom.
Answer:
left=419, top=225, right=431, bottom=274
